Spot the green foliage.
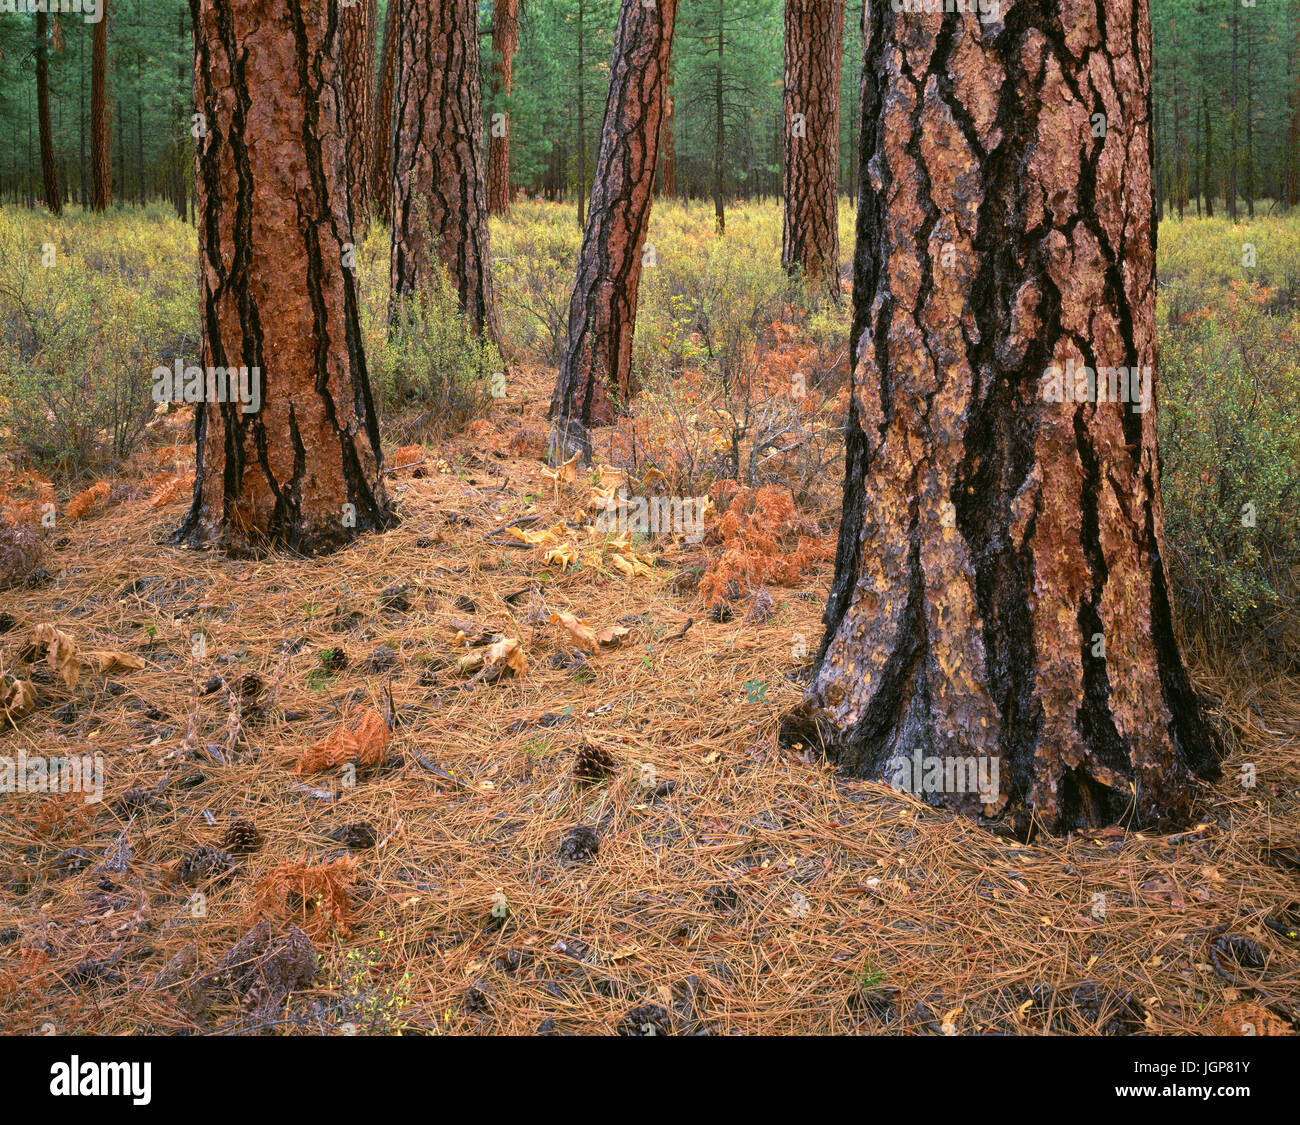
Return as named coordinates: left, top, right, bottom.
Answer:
left=361, top=229, right=501, bottom=443
left=1157, top=216, right=1300, bottom=646
left=0, top=205, right=195, bottom=476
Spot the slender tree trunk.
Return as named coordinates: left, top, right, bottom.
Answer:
left=487, top=0, right=519, bottom=216
left=714, top=0, right=725, bottom=235
left=80, top=30, right=87, bottom=207
left=782, top=0, right=843, bottom=296
left=1245, top=13, right=1255, bottom=219
left=576, top=0, right=586, bottom=227
left=36, top=13, right=62, bottom=215
left=661, top=65, right=676, bottom=198
left=94, top=0, right=112, bottom=210
left=341, top=0, right=378, bottom=230
left=1228, top=9, right=1239, bottom=220
left=372, top=0, right=400, bottom=227
left=390, top=0, right=496, bottom=339
left=791, top=0, right=1218, bottom=837
left=548, top=0, right=679, bottom=463
left=177, top=0, right=393, bottom=556
left=1203, top=92, right=1214, bottom=217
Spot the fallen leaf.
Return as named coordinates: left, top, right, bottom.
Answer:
left=33, top=624, right=81, bottom=689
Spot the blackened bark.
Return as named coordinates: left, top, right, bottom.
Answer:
left=373, top=0, right=399, bottom=226
left=548, top=0, right=679, bottom=464
left=178, top=0, right=393, bottom=557
left=390, top=0, right=497, bottom=340
left=91, top=0, right=110, bottom=212
left=36, top=12, right=62, bottom=216
left=487, top=0, right=519, bottom=216
left=782, top=0, right=844, bottom=295
left=341, top=0, right=378, bottom=230
left=794, top=0, right=1218, bottom=837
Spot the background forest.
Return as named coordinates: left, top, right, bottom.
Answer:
left=1, top=1, right=1298, bottom=219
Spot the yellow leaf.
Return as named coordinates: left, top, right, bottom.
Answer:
left=90, top=651, right=146, bottom=674
left=549, top=612, right=600, bottom=653
left=506, top=524, right=563, bottom=547
left=543, top=544, right=578, bottom=570
left=486, top=636, right=527, bottom=677
left=33, top=624, right=81, bottom=689
left=0, top=678, right=37, bottom=720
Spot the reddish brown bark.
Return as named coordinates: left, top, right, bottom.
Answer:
left=390, top=0, right=497, bottom=340
left=36, top=12, right=62, bottom=216
left=790, top=0, right=1217, bottom=836
left=660, top=67, right=676, bottom=198
left=91, top=0, right=111, bottom=212
left=548, top=0, right=679, bottom=463
left=340, top=0, right=378, bottom=230
left=781, top=0, right=843, bottom=295
left=178, top=0, right=392, bottom=557
left=372, top=0, right=400, bottom=226
left=487, top=0, right=520, bottom=216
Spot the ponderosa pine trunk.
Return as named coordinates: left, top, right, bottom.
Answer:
left=487, top=0, right=519, bottom=216
left=548, top=0, right=678, bottom=463
left=390, top=0, right=496, bottom=339
left=177, top=0, right=392, bottom=556
left=790, top=0, right=1218, bottom=837
left=91, top=0, right=110, bottom=212
left=36, top=12, right=62, bottom=216
left=372, top=0, right=399, bottom=227
left=660, top=66, right=676, bottom=198
left=781, top=0, right=843, bottom=296
left=340, top=0, right=378, bottom=230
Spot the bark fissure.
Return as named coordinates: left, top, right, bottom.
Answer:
left=795, top=1, right=1218, bottom=836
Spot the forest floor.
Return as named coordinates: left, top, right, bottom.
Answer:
left=0, top=201, right=1298, bottom=1035
left=0, top=360, right=1296, bottom=1036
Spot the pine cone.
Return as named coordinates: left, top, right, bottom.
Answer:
left=179, top=845, right=236, bottom=886
left=219, top=818, right=263, bottom=855
left=746, top=587, right=774, bottom=624
left=573, top=742, right=615, bottom=785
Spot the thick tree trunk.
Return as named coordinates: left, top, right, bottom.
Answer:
left=547, top=0, right=679, bottom=464
left=340, top=0, right=378, bottom=230
left=792, top=0, right=1218, bottom=837
left=372, top=0, right=400, bottom=227
left=177, top=0, right=393, bottom=557
left=487, top=0, right=519, bottom=216
left=36, top=12, right=62, bottom=216
left=390, top=0, right=496, bottom=340
left=781, top=0, right=843, bottom=296
left=91, top=0, right=111, bottom=212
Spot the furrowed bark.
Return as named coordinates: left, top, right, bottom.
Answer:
left=340, top=0, right=378, bottom=230
left=548, top=0, right=679, bottom=464
left=781, top=0, right=844, bottom=295
left=794, top=0, right=1218, bottom=837
left=372, top=0, right=399, bottom=227
left=487, top=0, right=519, bottom=217
left=390, top=0, right=497, bottom=340
left=177, top=0, right=393, bottom=557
